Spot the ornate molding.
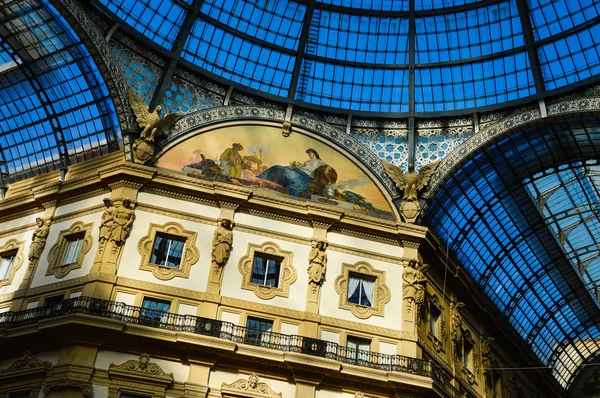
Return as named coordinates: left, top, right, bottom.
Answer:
left=46, top=221, right=94, bottom=278
left=0, top=239, right=25, bottom=288
left=426, top=97, right=600, bottom=199
left=221, top=374, right=282, bottom=397
left=0, top=351, right=52, bottom=375
left=109, top=353, right=174, bottom=382
left=138, top=222, right=200, bottom=280
left=334, top=261, right=391, bottom=319
left=42, top=378, right=93, bottom=395
left=238, top=241, right=296, bottom=300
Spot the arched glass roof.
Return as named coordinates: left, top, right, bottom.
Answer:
left=94, top=0, right=600, bottom=115
left=425, top=117, right=600, bottom=388
left=0, top=0, right=121, bottom=183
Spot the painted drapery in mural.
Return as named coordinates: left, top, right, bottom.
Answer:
left=156, top=126, right=393, bottom=219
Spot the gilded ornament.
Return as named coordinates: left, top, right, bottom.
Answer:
left=307, top=240, right=327, bottom=286
left=382, top=160, right=440, bottom=223
left=212, top=218, right=233, bottom=267
left=128, top=87, right=182, bottom=164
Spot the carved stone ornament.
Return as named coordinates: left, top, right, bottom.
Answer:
left=307, top=240, right=327, bottom=287
left=46, top=221, right=94, bottom=278
left=452, top=302, right=465, bottom=358
left=221, top=373, right=282, bottom=397
left=402, top=259, right=428, bottom=310
left=0, top=238, right=25, bottom=288
left=382, top=159, right=440, bottom=223
left=129, top=87, right=182, bottom=164
left=212, top=218, right=233, bottom=268
left=109, top=353, right=174, bottom=383
left=99, top=198, right=136, bottom=247
left=481, top=337, right=494, bottom=375
left=354, top=393, right=365, bottom=398
left=238, top=241, right=296, bottom=300
left=28, top=217, right=51, bottom=263
left=42, top=379, right=93, bottom=395
left=0, top=351, right=52, bottom=375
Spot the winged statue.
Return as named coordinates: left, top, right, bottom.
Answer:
left=382, top=160, right=441, bottom=201
left=128, top=88, right=182, bottom=164
left=128, top=88, right=182, bottom=142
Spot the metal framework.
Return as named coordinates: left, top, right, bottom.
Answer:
left=90, top=0, right=600, bottom=117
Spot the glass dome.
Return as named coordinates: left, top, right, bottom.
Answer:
left=94, top=0, right=600, bottom=115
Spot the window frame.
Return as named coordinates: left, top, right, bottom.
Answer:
left=0, top=239, right=25, bottom=288
left=46, top=221, right=93, bottom=279
left=250, top=252, right=283, bottom=288
left=239, top=241, right=296, bottom=300
left=139, top=297, right=172, bottom=326
left=346, top=272, right=376, bottom=307
left=345, top=335, right=372, bottom=364
left=138, top=222, right=199, bottom=281
left=334, top=261, right=391, bottom=319
left=244, top=316, right=274, bottom=346
left=150, top=232, right=187, bottom=269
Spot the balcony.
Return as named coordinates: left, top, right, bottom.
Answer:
left=0, top=296, right=430, bottom=378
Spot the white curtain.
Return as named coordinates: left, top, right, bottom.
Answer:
left=347, top=275, right=360, bottom=299
left=0, top=255, right=13, bottom=279
left=362, top=278, right=375, bottom=306
left=62, top=238, right=83, bottom=265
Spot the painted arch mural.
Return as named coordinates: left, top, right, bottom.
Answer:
left=156, top=125, right=394, bottom=220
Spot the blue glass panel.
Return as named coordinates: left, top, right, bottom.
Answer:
left=539, top=24, right=600, bottom=90
left=527, top=0, right=600, bottom=40
left=317, top=0, right=408, bottom=11
left=416, top=0, right=487, bottom=10
left=415, top=0, right=523, bottom=63
left=201, top=0, right=306, bottom=50
left=98, top=0, right=187, bottom=50
left=0, top=0, right=119, bottom=182
left=297, top=60, right=408, bottom=112
left=414, top=52, right=535, bottom=112
left=314, top=11, right=409, bottom=64
left=183, top=20, right=294, bottom=96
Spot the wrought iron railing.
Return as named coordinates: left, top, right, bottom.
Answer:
left=0, top=296, right=431, bottom=377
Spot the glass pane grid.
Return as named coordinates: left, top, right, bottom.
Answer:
left=0, top=0, right=119, bottom=182
left=297, top=59, right=408, bottom=112
left=201, top=0, right=306, bottom=50
left=314, top=10, right=409, bottom=64
left=539, top=24, right=600, bottom=90
left=183, top=20, right=294, bottom=96
left=97, top=0, right=187, bottom=50
left=317, top=0, right=408, bottom=11
left=425, top=126, right=600, bottom=388
left=415, top=0, right=524, bottom=63
left=527, top=0, right=600, bottom=40
left=415, top=52, right=535, bottom=112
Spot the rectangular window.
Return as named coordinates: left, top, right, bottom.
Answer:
left=61, top=233, right=84, bottom=265
left=0, top=251, right=15, bottom=279
left=346, top=335, right=371, bottom=363
left=118, top=391, right=152, bottom=398
left=430, top=305, right=442, bottom=338
left=250, top=254, right=281, bottom=287
left=347, top=274, right=375, bottom=307
left=140, top=297, right=171, bottom=325
left=464, top=340, right=474, bottom=372
left=150, top=233, right=186, bottom=268
left=44, top=294, right=64, bottom=306
left=245, top=316, right=273, bottom=345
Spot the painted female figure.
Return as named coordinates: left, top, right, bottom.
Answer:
left=258, top=148, right=336, bottom=196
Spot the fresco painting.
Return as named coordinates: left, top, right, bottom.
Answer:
left=156, top=125, right=394, bottom=219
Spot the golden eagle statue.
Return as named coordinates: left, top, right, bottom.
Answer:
left=128, top=88, right=182, bottom=164
left=382, top=160, right=441, bottom=223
